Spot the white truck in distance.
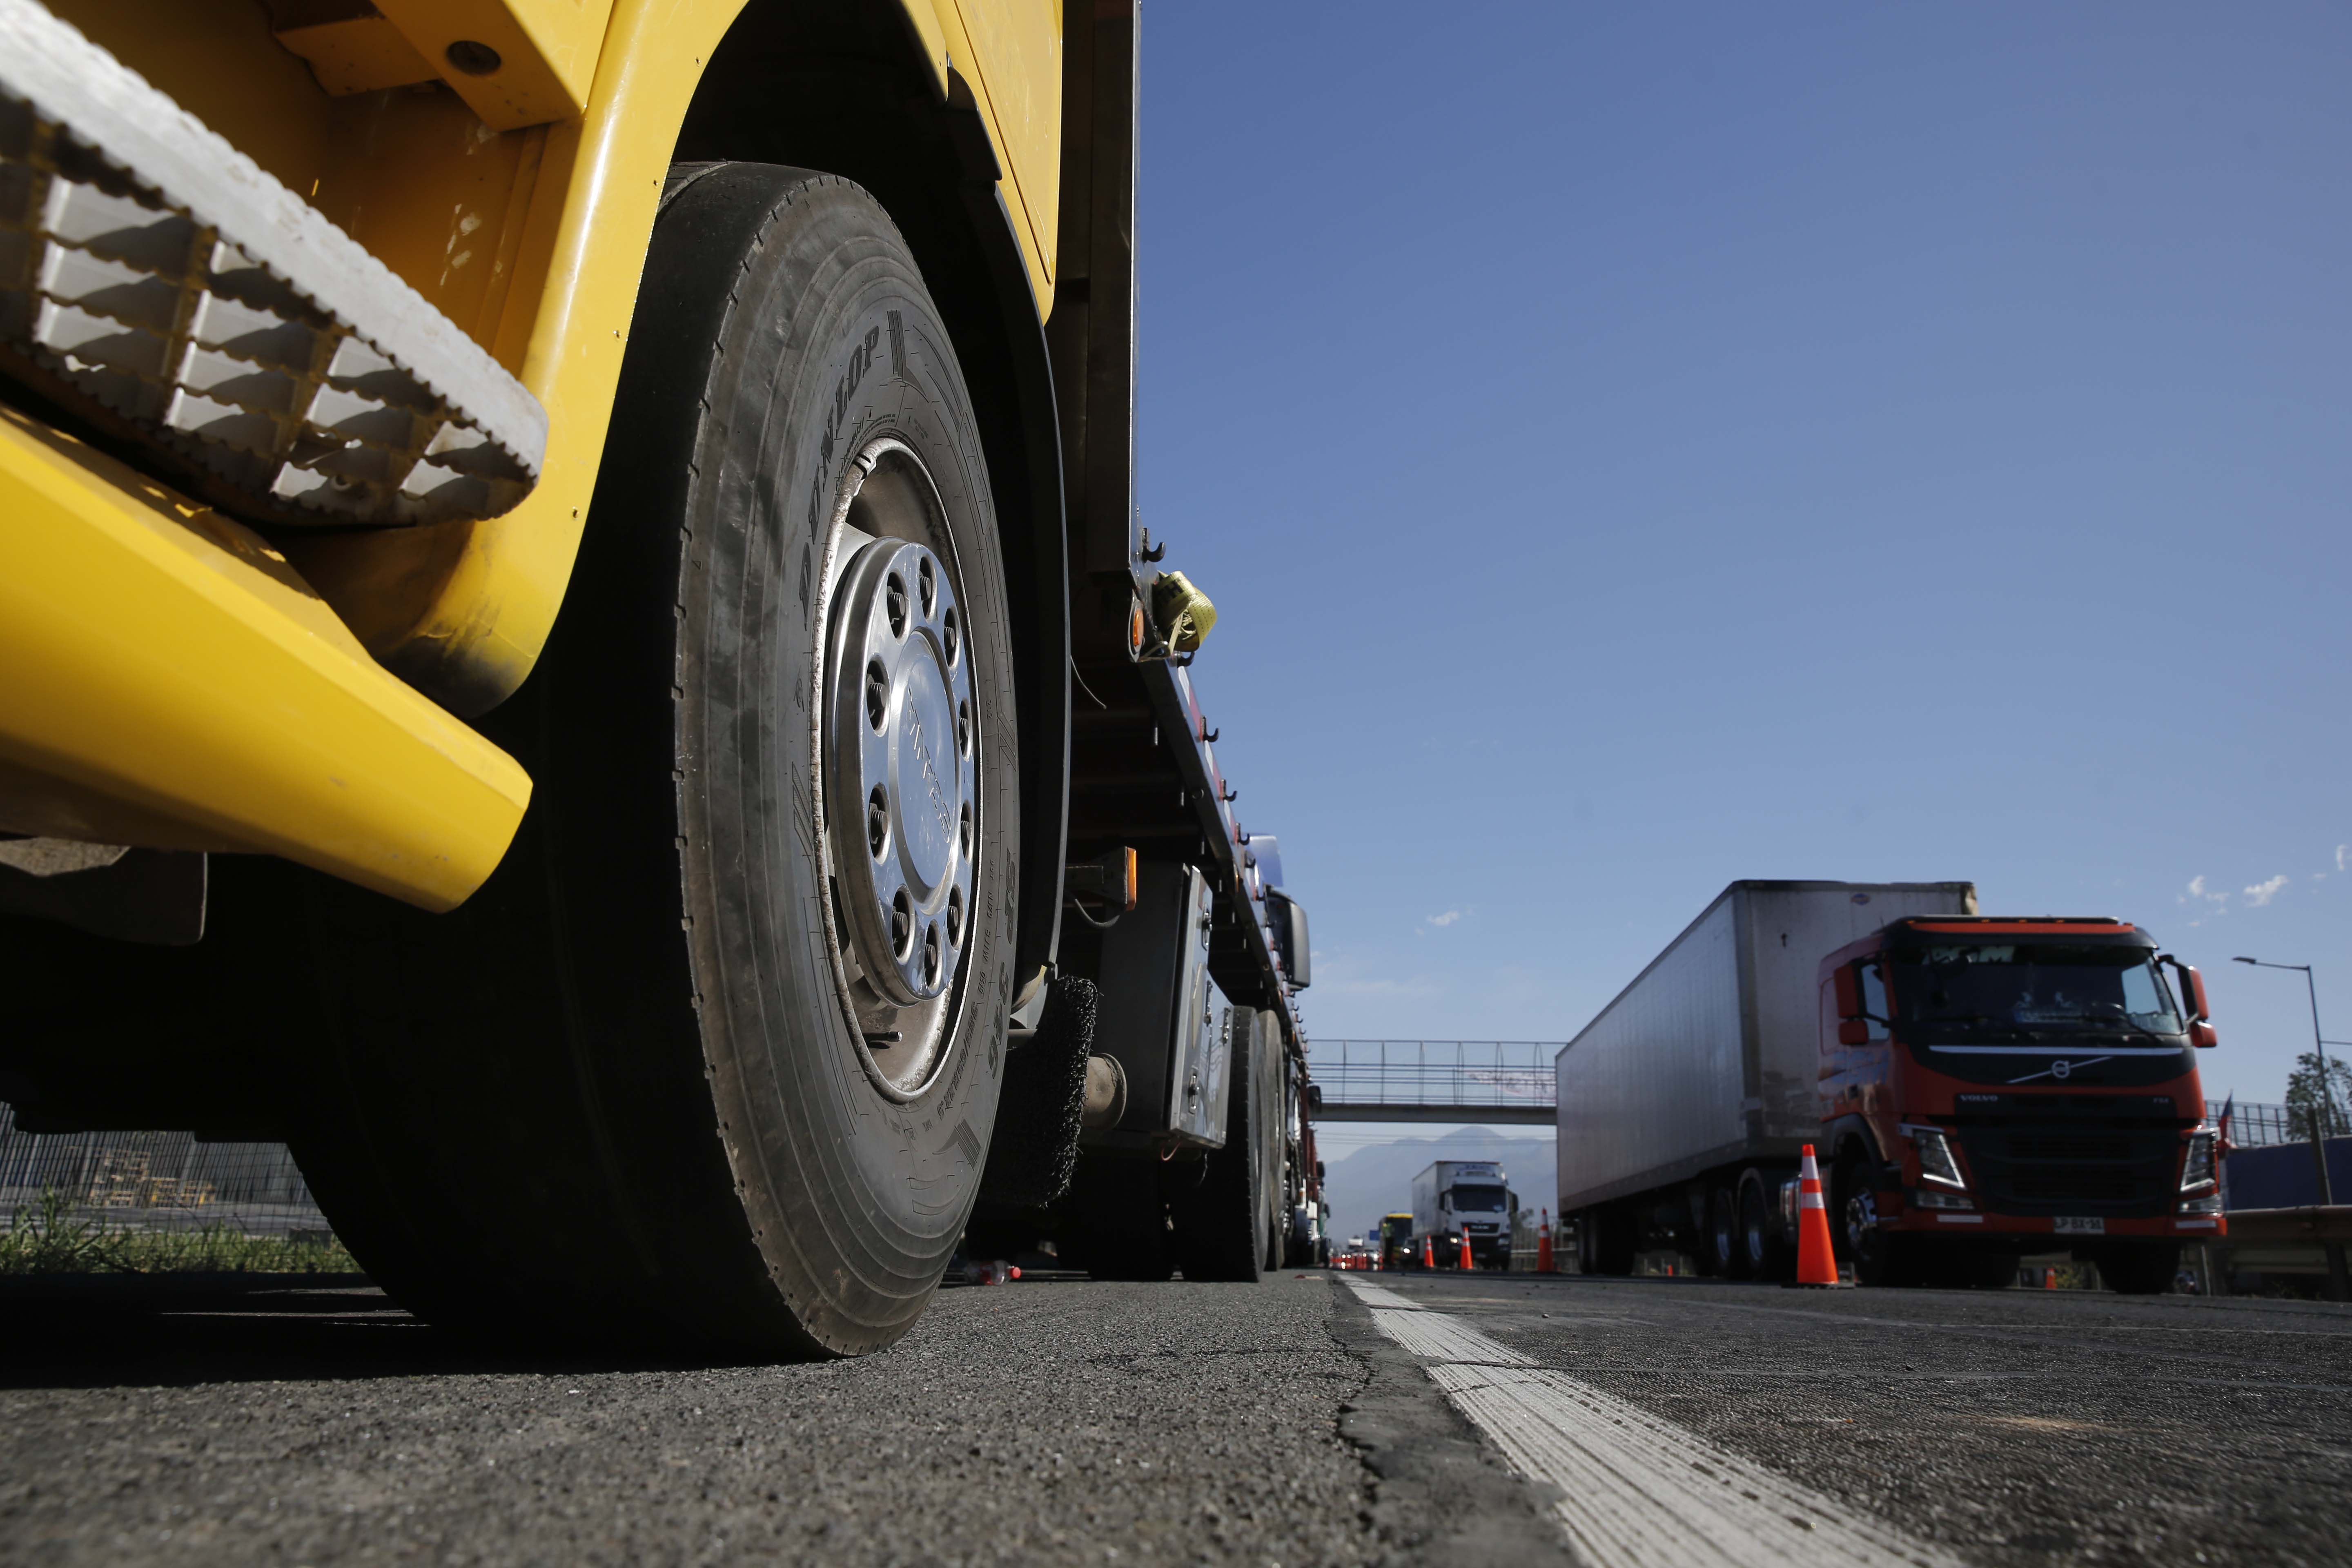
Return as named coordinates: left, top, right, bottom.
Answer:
left=1412, top=1160, right=1515, bottom=1268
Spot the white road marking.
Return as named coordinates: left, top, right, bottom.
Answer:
left=1346, top=1283, right=1422, bottom=1312
left=1370, top=1305, right=1527, bottom=1366
left=1343, top=1279, right=1962, bottom=1568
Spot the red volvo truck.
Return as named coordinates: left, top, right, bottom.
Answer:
left=1819, top=914, right=2221, bottom=1292
left=1558, top=883, right=2223, bottom=1292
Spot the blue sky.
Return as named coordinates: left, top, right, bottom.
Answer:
left=1142, top=3, right=2352, bottom=1121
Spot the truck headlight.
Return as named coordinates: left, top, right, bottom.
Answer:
left=1913, top=1187, right=1975, bottom=1210
left=2180, top=1130, right=2217, bottom=1194
left=1904, top=1125, right=1967, bottom=1189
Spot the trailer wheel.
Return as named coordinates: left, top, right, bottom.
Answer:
left=290, top=165, right=1017, bottom=1355
left=1707, top=1184, right=1746, bottom=1278
left=1169, top=1013, right=1275, bottom=1281
left=1737, top=1170, right=1785, bottom=1281
left=1258, top=1019, right=1287, bottom=1273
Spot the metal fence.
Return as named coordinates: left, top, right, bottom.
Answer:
left=1305, top=1040, right=1561, bottom=1111
left=2215, top=1101, right=2321, bottom=1148
left=0, top=1103, right=330, bottom=1238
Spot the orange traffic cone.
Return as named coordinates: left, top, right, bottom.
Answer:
left=1421, top=1235, right=1434, bottom=1270
left=1536, top=1210, right=1554, bottom=1273
left=1791, top=1144, right=1841, bottom=1287
left=1459, top=1228, right=1474, bottom=1271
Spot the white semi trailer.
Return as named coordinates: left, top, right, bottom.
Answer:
left=1555, top=880, right=1976, bottom=1278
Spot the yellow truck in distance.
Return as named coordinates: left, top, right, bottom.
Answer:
left=0, top=0, right=1317, bottom=1354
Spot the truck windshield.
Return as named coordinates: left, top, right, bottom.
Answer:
left=1891, top=945, right=2182, bottom=1033
left=1448, top=1185, right=1508, bottom=1212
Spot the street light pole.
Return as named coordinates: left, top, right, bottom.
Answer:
left=2232, top=959, right=2349, bottom=1301
left=2234, top=957, right=2339, bottom=1201
left=2234, top=958, right=2340, bottom=1131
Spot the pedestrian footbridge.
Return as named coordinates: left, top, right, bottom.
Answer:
left=1302, top=1040, right=1559, bottom=1125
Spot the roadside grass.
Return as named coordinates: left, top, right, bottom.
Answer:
left=0, top=1187, right=360, bottom=1275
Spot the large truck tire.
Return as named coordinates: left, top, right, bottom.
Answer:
left=1737, top=1168, right=1788, bottom=1281
left=1834, top=1151, right=1919, bottom=1287
left=1285, top=1204, right=1316, bottom=1268
left=289, top=165, right=1018, bottom=1356
left=1256, top=1018, right=1288, bottom=1273
left=2097, top=1243, right=2180, bottom=1295
left=1706, top=1183, right=1747, bottom=1278
left=1169, top=1016, right=1273, bottom=1281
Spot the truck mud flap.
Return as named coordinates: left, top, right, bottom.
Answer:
left=979, top=978, right=1100, bottom=1209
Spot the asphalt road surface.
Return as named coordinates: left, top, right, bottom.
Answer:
left=0, top=1270, right=2346, bottom=1566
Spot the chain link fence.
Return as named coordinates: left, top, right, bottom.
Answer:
left=0, top=1103, right=331, bottom=1240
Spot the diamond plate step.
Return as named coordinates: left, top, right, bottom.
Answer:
left=0, top=0, right=546, bottom=527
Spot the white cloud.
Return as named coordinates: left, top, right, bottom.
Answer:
left=2185, top=875, right=2227, bottom=907
left=1425, top=910, right=1462, bottom=928
left=2243, top=874, right=2290, bottom=908
left=2338, top=844, right=2348, bottom=872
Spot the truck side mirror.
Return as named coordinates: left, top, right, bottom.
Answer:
left=2182, top=964, right=2210, bottom=1022
left=1270, top=893, right=1311, bottom=989
left=1837, top=1019, right=1870, bottom=1047
left=1833, top=966, right=1863, bottom=1020
left=2163, top=956, right=2215, bottom=1045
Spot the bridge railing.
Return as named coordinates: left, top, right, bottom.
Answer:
left=1304, top=1040, right=1560, bottom=1113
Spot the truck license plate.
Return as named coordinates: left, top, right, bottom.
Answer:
left=2053, top=1217, right=2105, bottom=1235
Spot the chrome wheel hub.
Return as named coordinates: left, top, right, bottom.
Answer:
left=833, top=536, right=976, bottom=1004
left=1844, top=1189, right=1878, bottom=1253
left=814, top=439, right=980, bottom=1100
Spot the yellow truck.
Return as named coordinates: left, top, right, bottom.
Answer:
left=0, top=0, right=1314, bottom=1354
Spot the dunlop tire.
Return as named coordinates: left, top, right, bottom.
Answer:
left=291, top=165, right=1017, bottom=1356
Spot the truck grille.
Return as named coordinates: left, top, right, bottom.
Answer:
left=1958, top=1127, right=2178, bottom=1216
left=2000, top=1167, right=2144, bottom=1204
left=2002, top=1133, right=2135, bottom=1163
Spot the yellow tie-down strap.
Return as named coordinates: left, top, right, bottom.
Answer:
left=0, top=408, right=530, bottom=911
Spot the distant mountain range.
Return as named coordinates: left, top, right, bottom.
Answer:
left=1318, top=1127, right=1555, bottom=1250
